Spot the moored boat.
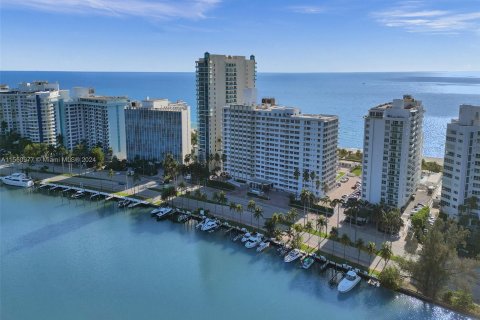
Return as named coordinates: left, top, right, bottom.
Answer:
left=156, top=207, right=173, bottom=219
left=256, top=241, right=270, bottom=252
left=301, top=256, right=315, bottom=269
left=201, top=218, right=219, bottom=231
left=284, top=249, right=302, bottom=263
left=0, top=173, right=34, bottom=188
left=337, top=270, right=361, bottom=293
left=245, top=234, right=262, bottom=248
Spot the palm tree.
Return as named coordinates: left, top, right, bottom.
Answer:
left=247, top=199, right=256, bottom=226
left=330, top=226, right=339, bottom=256
left=293, top=167, right=300, bottom=184
left=340, top=233, right=351, bottom=260
left=217, top=191, right=227, bottom=216
left=229, top=201, right=236, bottom=221
left=355, top=238, right=365, bottom=264
left=286, top=208, right=299, bottom=225
left=108, top=169, right=114, bottom=190
left=300, top=188, right=312, bottom=226
left=211, top=192, right=219, bottom=215
left=330, top=198, right=344, bottom=228
left=366, top=242, right=376, bottom=273
left=310, top=171, right=316, bottom=190
left=133, top=171, right=140, bottom=195
left=379, top=242, right=393, bottom=269
left=235, top=204, right=243, bottom=223
left=254, top=206, right=264, bottom=231
left=178, top=181, right=187, bottom=207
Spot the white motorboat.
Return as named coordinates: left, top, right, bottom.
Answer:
left=201, top=218, right=219, bottom=231
left=284, top=249, right=303, bottom=263
left=241, top=232, right=252, bottom=242
left=245, top=235, right=262, bottom=249
left=337, top=270, right=361, bottom=293
left=256, top=241, right=270, bottom=252
left=150, top=207, right=163, bottom=216
left=156, top=207, right=173, bottom=219
left=301, top=256, right=315, bottom=269
left=71, top=191, right=85, bottom=199
left=0, top=173, right=34, bottom=188
left=196, top=217, right=206, bottom=229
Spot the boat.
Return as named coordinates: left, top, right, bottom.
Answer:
left=284, top=249, right=303, bottom=263
left=337, top=270, right=361, bottom=293
left=71, top=191, right=85, bottom=199
left=118, top=200, right=131, bottom=208
left=256, top=241, right=270, bottom=252
left=245, top=234, right=262, bottom=248
left=301, top=256, right=315, bottom=269
left=232, top=234, right=242, bottom=242
left=201, top=218, right=219, bottom=232
left=0, top=173, right=34, bottom=188
left=156, top=207, right=173, bottom=219
left=196, top=217, right=206, bottom=229
left=241, top=232, right=252, bottom=242
left=177, top=214, right=190, bottom=223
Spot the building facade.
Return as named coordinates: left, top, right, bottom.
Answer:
left=0, top=81, right=69, bottom=145
left=361, top=95, right=424, bottom=208
left=59, top=88, right=128, bottom=159
left=440, top=104, right=480, bottom=218
left=196, top=52, right=256, bottom=162
left=125, top=99, right=191, bottom=164
left=223, top=99, right=338, bottom=197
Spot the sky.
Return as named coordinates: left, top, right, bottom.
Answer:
left=0, top=0, right=479, bottom=72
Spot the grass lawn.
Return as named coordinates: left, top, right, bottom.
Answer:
left=336, top=172, right=346, bottom=180
left=351, top=166, right=362, bottom=176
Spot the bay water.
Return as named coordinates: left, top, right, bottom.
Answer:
left=0, top=187, right=472, bottom=319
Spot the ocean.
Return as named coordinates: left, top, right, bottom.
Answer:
left=1, top=71, right=479, bottom=158
left=0, top=187, right=471, bottom=320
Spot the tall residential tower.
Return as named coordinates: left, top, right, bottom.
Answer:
left=361, top=95, right=424, bottom=208
left=125, top=98, right=191, bottom=163
left=223, top=98, right=338, bottom=197
left=0, top=81, right=69, bottom=145
left=196, top=52, right=256, bottom=162
left=441, top=104, right=480, bottom=219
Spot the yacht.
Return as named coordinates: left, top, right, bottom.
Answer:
left=301, top=256, right=315, bottom=269
left=284, top=249, right=303, bottom=263
left=0, top=173, right=34, bottom=187
left=245, top=234, right=262, bottom=248
left=256, top=241, right=270, bottom=252
left=337, top=270, right=361, bottom=293
left=156, top=207, right=173, bottom=219
left=150, top=207, right=163, bottom=216
left=201, top=218, right=219, bottom=232
left=196, top=217, right=207, bottom=229
left=71, top=191, right=85, bottom=199
left=241, top=232, right=252, bottom=242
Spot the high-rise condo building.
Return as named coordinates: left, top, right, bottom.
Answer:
left=125, top=98, right=191, bottom=163
left=361, top=95, right=424, bottom=208
left=196, top=52, right=256, bottom=162
left=440, top=104, right=480, bottom=218
left=223, top=98, right=338, bottom=197
left=0, top=81, right=69, bottom=145
left=58, top=87, right=128, bottom=159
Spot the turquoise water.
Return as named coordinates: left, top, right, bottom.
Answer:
left=1, top=71, right=479, bottom=157
left=0, top=187, right=471, bottom=319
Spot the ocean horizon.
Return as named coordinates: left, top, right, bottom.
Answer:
left=1, top=70, right=479, bottom=158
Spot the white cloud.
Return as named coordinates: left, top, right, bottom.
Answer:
left=1, top=0, right=221, bottom=20
left=289, top=5, right=325, bottom=14
left=373, top=2, right=480, bottom=34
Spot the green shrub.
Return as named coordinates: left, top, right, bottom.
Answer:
left=379, top=266, right=402, bottom=290
left=206, top=179, right=235, bottom=190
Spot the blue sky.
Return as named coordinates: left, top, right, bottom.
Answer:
left=1, top=0, right=479, bottom=72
